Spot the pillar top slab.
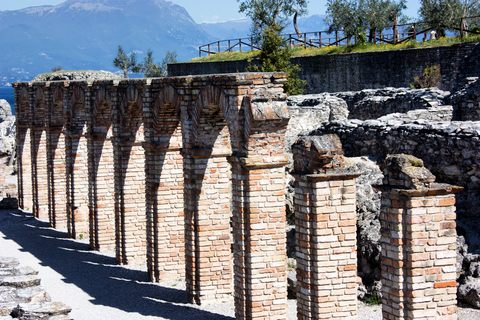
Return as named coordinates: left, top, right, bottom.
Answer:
left=237, top=155, right=289, bottom=169
left=373, top=183, right=463, bottom=196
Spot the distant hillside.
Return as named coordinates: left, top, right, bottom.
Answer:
left=0, top=0, right=214, bottom=85
left=200, top=14, right=328, bottom=41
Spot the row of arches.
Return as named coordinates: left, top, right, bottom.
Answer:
left=14, top=74, right=291, bottom=319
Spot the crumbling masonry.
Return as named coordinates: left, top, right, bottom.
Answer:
left=14, top=73, right=460, bottom=320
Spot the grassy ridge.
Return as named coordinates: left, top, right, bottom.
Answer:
left=191, top=34, right=480, bottom=63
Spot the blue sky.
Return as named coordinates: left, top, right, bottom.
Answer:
left=0, top=0, right=421, bottom=23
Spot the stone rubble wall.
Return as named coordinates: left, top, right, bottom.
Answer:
left=330, top=87, right=452, bottom=121
left=311, top=119, right=480, bottom=247
left=169, top=42, right=480, bottom=94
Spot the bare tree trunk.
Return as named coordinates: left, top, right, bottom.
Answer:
left=393, top=16, right=399, bottom=44
left=293, top=11, right=302, bottom=40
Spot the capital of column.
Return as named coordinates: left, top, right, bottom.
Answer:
left=373, top=184, right=463, bottom=196
left=296, top=172, right=361, bottom=182
left=142, top=142, right=182, bottom=152
left=232, top=155, right=289, bottom=169
left=181, top=147, right=232, bottom=159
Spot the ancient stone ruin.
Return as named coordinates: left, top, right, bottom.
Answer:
left=13, top=72, right=470, bottom=319
left=0, top=257, right=72, bottom=319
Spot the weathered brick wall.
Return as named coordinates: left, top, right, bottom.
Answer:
left=14, top=73, right=291, bottom=319
left=168, top=42, right=479, bottom=94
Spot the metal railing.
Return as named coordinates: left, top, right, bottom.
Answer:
left=198, top=15, right=480, bottom=58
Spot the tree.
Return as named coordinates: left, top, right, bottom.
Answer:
left=238, top=0, right=307, bottom=95
left=325, top=0, right=406, bottom=43
left=247, top=24, right=306, bottom=95
left=140, top=49, right=178, bottom=78
left=325, top=0, right=363, bottom=43
left=113, top=45, right=141, bottom=79
left=237, top=0, right=308, bottom=41
left=419, top=0, right=480, bottom=37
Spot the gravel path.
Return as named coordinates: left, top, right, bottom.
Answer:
left=1, top=209, right=479, bottom=319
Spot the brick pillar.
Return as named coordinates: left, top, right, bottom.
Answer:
left=65, top=86, right=90, bottom=239
left=44, top=86, right=68, bottom=230
left=183, top=152, right=232, bottom=304
left=231, top=156, right=289, bottom=320
left=113, top=87, right=146, bottom=265
left=87, top=88, right=116, bottom=251
left=144, top=86, right=185, bottom=282
left=46, top=87, right=67, bottom=230
left=14, top=85, right=32, bottom=210
left=31, top=87, right=49, bottom=220
left=378, top=154, right=461, bottom=320
left=231, top=82, right=290, bottom=319
left=292, top=136, right=359, bottom=320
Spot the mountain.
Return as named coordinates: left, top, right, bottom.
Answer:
left=0, top=1, right=328, bottom=87
left=0, top=0, right=214, bottom=85
left=200, top=14, right=328, bottom=41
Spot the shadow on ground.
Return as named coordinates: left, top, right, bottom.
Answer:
left=0, top=209, right=234, bottom=320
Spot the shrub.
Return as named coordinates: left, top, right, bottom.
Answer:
left=411, top=64, right=441, bottom=88
left=247, top=24, right=306, bottom=95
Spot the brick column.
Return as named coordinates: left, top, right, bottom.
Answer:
left=144, top=85, right=185, bottom=282
left=183, top=151, right=232, bottom=304
left=292, top=136, right=359, bottom=320
left=46, top=87, right=67, bottom=230
left=231, top=156, right=289, bottom=320
left=232, top=81, right=290, bottom=319
left=113, top=87, right=146, bottom=265
left=378, top=154, right=461, bottom=320
left=87, top=87, right=116, bottom=251
left=31, top=87, right=49, bottom=220
left=14, top=85, right=32, bottom=211
left=65, top=86, right=90, bottom=239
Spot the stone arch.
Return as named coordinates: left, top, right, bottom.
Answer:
left=145, top=84, right=184, bottom=282
left=183, top=84, right=235, bottom=304
left=88, top=86, right=115, bottom=251
left=191, top=85, right=233, bottom=155
left=51, top=87, right=64, bottom=127
left=114, top=85, right=146, bottom=265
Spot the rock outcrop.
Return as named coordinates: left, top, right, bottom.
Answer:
left=286, top=85, right=480, bottom=307
left=0, top=100, right=13, bottom=122
left=331, top=87, right=451, bottom=120
left=32, top=70, right=122, bottom=82
left=0, top=257, right=72, bottom=319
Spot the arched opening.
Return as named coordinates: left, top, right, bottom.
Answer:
left=184, top=85, right=234, bottom=304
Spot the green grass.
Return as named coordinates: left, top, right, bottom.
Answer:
left=364, top=292, right=382, bottom=306
left=191, top=34, right=480, bottom=63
